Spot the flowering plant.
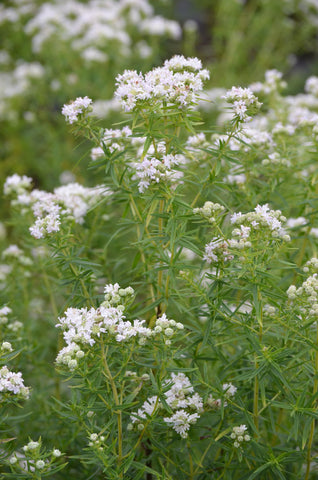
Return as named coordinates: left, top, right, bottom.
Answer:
left=2, top=54, right=318, bottom=480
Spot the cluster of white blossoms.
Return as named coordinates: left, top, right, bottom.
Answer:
left=0, top=365, right=30, bottom=399
left=203, top=238, right=232, bottom=264
left=103, top=283, right=134, bottom=307
left=153, top=313, right=184, bottom=345
left=88, top=433, right=105, bottom=450
left=229, top=204, right=290, bottom=244
left=261, top=152, right=291, bottom=168
left=0, top=61, right=45, bottom=122
left=2, top=244, right=33, bottom=267
left=204, top=205, right=290, bottom=265
left=62, top=96, right=92, bottom=124
left=249, top=69, right=287, bottom=96
left=222, top=86, right=262, bottom=122
left=22, top=440, right=41, bottom=453
left=0, top=306, right=12, bottom=325
left=206, top=382, right=237, bottom=409
left=56, top=284, right=185, bottom=370
left=115, top=55, right=210, bottom=112
left=3, top=173, right=32, bottom=196
left=135, top=152, right=185, bottom=193
left=1, top=341, right=13, bottom=353
left=305, top=76, right=318, bottom=97
left=272, top=122, right=296, bottom=136
left=287, top=272, right=318, bottom=317
left=263, top=304, right=277, bottom=318
left=23, top=0, right=181, bottom=58
left=286, top=217, right=307, bottom=229
left=0, top=305, right=23, bottom=334
left=193, top=201, right=225, bottom=224
left=90, top=126, right=132, bottom=160
left=4, top=174, right=110, bottom=239
left=303, top=257, right=318, bottom=273
left=129, top=373, right=203, bottom=438
left=186, top=132, right=208, bottom=149
left=230, top=424, right=250, bottom=448
left=9, top=439, right=62, bottom=472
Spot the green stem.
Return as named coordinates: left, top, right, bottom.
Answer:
left=101, top=342, right=122, bottom=472
left=157, top=199, right=165, bottom=317
left=253, top=286, right=263, bottom=433
left=129, top=195, right=156, bottom=317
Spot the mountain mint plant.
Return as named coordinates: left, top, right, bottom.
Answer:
left=2, top=54, right=318, bottom=479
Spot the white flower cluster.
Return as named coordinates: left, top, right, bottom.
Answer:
left=261, top=152, right=291, bottom=168
left=249, top=69, right=287, bottom=95
left=56, top=284, right=185, bottom=370
left=9, top=439, right=61, bottom=472
left=4, top=175, right=110, bottom=239
left=55, top=343, right=85, bottom=370
left=130, top=373, right=202, bottom=438
left=287, top=273, right=318, bottom=317
left=222, top=86, right=262, bottom=122
left=23, top=440, right=40, bottom=453
left=303, top=257, right=318, bottom=273
left=206, top=382, right=237, bottom=408
left=186, top=132, right=207, bottom=148
left=286, top=217, right=307, bottom=228
left=263, top=304, right=277, bottom=318
left=1, top=341, right=13, bottom=353
left=204, top=205, right=290, bottom=265
left=2, top=244, right=33, bottom=267
left=103, top=283, right=134, bottom=307
left=0, top=306, right=12, bottom=325
left=230, top=204, right=290, bottom=243
left=230, top=424, right=250, bottom=448
left=115, top=55, right=210, bottom=112
left=203, top=238, right=233, bottom=264
left=90, top=126, right=132, bottom=160
left=3, top=173, right=32, bottom=196
left=153, top=313, right=184, bottom=345
left=272, top=122, right=296, bottom=136
left=0, top=305, right=22, bottom=333
left=305, top=76, right=318, bottom=96
left=224, top=170, right=246, bottom=186
left=62, top=96, right=92, bottom=124
left=23, top=0, right=181, bottom=58
left=193, top=201, right=225, bottom=223
left=0, top=365, right=30, bottom=399
left=88, top=433, right=105, bottom=450
left=135, top=153, right=185, bottom=193
left=0, top=61, right=45, bottom=122
left=56, top=305, right=125, bottom=347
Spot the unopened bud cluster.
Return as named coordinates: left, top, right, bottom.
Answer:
left=230, top=424, right=251, bottom=448
left=194, top=202, right=225, bottom=224
left=103, top=283, right=134, bottom=307
left=287, top=273, right=318, bottom=317
left=303, top=257, right=318, bottom=274
left=9, top=439, right=62, bottom=473
left=88, top=433, right=105, bottom=450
